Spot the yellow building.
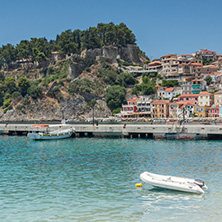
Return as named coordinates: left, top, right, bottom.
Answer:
left=151, top=101, right=169, bottom=118
left=194, top=106, right=209, bottom=117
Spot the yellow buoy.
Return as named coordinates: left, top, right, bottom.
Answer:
left=135, top=183, right=143, bottom=187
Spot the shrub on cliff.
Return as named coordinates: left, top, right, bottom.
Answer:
left=27, top=85, right=43, bottom=99
left=18, top=77, right=30, bottom=97
left=105, top=85, right=126, bottom=111
left=69, top=79, right=99, bottom=95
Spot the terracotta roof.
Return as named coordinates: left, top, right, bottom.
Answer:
left=190, top=63, right=203, bottom=66
left=178, top=94, right=199, bottom=98
left=161, top=54, right=176, bottom=58
left=203, top=74, right=213, bottom=76
left=148, top=62, right=162, bottom=67
left=128, top=98, right=142, bottom=102
left=152, top=100, right=170, bottom=104
left=153, top=58, right=160, bottom=61
left=155, top=85, right=161, bottom=88
left=214, top=91, right=222, bottom=95
left=200, top=49, right=216, bottom=53
left=199, top=91, right=212, bottom=95
left=165, top=87, right=174, bottom=92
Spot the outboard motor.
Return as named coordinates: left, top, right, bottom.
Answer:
left=194, top=179, right=204, bottom=188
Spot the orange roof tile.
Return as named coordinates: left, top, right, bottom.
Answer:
left=165, top=87, right=174, bottom=92
left=199, top=91, right=212, bottom=95
left=128, top=98, right=142, bottom=102
left=190, top=63, right=203, bottom=66
left=161, top=54, right=176, bottom=58
left=152, top=100, right=170, bottom=104
left=178, top=94, right=199, bottom=98
left=214, top=91, right=222, bottom=95
left=203, top=74, right=213, bottom=76
left=201, top=50, right=216, bottom=53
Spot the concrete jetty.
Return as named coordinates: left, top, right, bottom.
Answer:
left=0, top=123, right=222, bottom=140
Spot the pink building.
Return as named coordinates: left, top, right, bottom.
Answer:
left=176, top=94, right=199, bottom=105
left=208, top=105, right=219, bottom=117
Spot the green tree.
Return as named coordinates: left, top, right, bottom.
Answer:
left=57, top=29, right=78, bottom=57
left=2, top=44, right=16, bottom=67
left=116, top=72, right=136, bottom=87
left=18, top=77, right=30, bottom=96
left=16, top=40, right=32, bottom=59
left=28, top=84, right=43, bottom=99
left=162, top=79, right=178, bottom=87
left=105, top=85, right=126, bottom=111
left=205, top=76, right=212, bottom=85
left=5, top=77, right=17, bottom=94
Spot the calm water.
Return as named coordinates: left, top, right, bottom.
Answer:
left=0, top=136, right=222, bottom=222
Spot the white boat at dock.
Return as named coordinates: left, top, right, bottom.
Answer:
left=27, top=123, right=75, bottom=140
left=140, top=171, right=207, bottom=194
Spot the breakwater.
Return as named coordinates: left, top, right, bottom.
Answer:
left=0, top=123, right=222, bottom=140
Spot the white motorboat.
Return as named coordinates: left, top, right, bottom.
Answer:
left=140, top=172, right=208, bottom=194
left=27, top=124, right=75, bottom=140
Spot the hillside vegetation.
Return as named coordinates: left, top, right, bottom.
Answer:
left=0, top=22, right=149, bottom=121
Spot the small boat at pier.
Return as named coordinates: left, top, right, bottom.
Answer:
left=27, top=124, right=75, bottom=140
left=140, top=171, right=207, bottom=194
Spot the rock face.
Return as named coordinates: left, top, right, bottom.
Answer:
left=0, top=95, right=111, bottom=122
left=0, top=44, right=146, bottom=122
left=81, top=44, right=144, bottom=64
left=67, top=44, right=146, bottom=79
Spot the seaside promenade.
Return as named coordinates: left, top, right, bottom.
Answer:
left=0, top=123, right=222, bottom=140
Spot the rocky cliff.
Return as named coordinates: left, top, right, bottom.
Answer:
left=0, top=44, right=147, bottom=122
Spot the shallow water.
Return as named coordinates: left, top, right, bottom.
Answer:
left=0, top=136, right=222, bottom=221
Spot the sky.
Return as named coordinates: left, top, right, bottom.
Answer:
left=1, top=0, right=222, bottom=59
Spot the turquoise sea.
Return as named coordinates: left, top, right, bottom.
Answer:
left=0, top=136, right=222, bottom=222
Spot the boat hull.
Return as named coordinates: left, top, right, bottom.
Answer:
left=140, top=172, right=206, bottom=194
left=27, top=129, right=74, bottom=140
